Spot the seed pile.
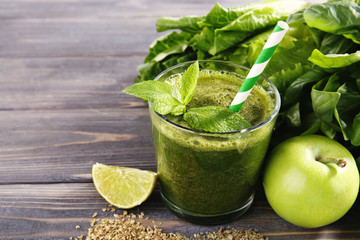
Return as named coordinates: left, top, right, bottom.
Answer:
left=72, top=210, right=268, bottom=240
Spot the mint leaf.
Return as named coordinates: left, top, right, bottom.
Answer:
left=124, top=62, right=200, bottom=116
left=123, top=81, right=185, bottom=115
left=152, top=100, right=186, bottom=116
left=180, top=61, right=199, bottom=104
left=184, top=106, right=251, bottom=133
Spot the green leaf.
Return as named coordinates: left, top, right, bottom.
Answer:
left=311, top=80, right=341, bottom=123
left=144, top=31, right=191, bottom=63
left=184, top=106, right=251, bottom=133
left=199, top=2, right=247, bottom=29
left=152, top=101, right=186, bottom=116
left=262, top=14, right=317, bottom=96
left=161, top=49, right=197, bottom=70
left=304, top=1, right=360, bottom=43
left=319, top=33, right=354, bottom=55
left=335, top=81, right=360, bottom=141
left=309, top=49, right=360, bottom=68
left=136, top=62, right=163, bottom=83
left=301, top=119, right=321, bottom=136
left=123, top=81, right=185, bottom=115
left=190, top=27, right=215, bottom=52
left=210, top=7, right=280, bottom=54
left=180, top=61, right=199, bottom=104
left=228, top=31, right=271, bottom=66
left=351, top=113, right=360, bottom=146
left=209, top=1, right=309, bottom=54
left=283, top=67, right=326, bottom=106
left=284, top=102, right=301, bottom=127
left=320, top=121, right=337, bottom=139
left=157, top=16, right=204, bottom=34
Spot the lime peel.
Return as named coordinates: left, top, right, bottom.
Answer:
left=92, top=163, right=157, bottom=209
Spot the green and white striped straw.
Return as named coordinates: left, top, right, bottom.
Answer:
left=229, top=21, right=289, bottom=113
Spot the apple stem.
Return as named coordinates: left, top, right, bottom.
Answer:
left=316, top=156, right=347, bottom=168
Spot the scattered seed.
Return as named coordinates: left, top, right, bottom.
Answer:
left=82, top=211, right=267, bottom=240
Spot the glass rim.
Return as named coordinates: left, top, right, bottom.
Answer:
left=152, top=60, right=281, bottom=135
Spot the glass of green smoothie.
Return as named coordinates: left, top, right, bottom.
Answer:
left=149, top=60, right=280, bottom=225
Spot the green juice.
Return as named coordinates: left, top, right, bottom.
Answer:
left=150, top=61, right=280, bottom=224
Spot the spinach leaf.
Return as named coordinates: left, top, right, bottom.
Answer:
left=351, top=113, right=360, bottom=146
left=335, top=80, right=360, bottom=142
left=311, top=79, right=341, bottom=123
left=309, top=49, right=360, bottom=68
left=283, top=67, right=326, bottom=106
left=319, top=33, right=354, bottom=54
left=304, top=1, right=360, bottom=43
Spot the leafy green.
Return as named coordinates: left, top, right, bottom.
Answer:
left=180, top=61, right=199, bottom=104
left=208, top=0, right=310, bottom=55
left=303, top=1, right=360, bottom=43
left=184, top=106, right=251, bottom=133
left=282, top=67, right=326, bottom=106
left=311, top=80, right=341, bottom=123
left=157, top=16, right=204, bottom=34
left=319, top=33, right=354, bottom=54
left=199, top=3, right=247, bottom=28
left=135, top=0, right=360, bottom=154
left=136, top=62, right=162, bottom=83
left=124, top=61, right=200, bottom=118
left=309, top=49, right=360, bottom=68
left=144, top=31, right=192, bottom=63
left=352, top=113, right=360, bottom=145
left=123, top=81, right=185, bottom=116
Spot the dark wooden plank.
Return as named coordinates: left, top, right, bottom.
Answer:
left=0, top=17, right=158, bottom=58
left=0, top=183, right=359, bottom=239
left=0, top=0, right=250, bottom=58
left=0, top=57, right=145, bottom=110
left=0, top=0, right=325, bottom=58
left=0, top=0, right=354, bottom=239
left=0, top=108, right=155, bottom=183
left=0, top=0, right=326, bottom=110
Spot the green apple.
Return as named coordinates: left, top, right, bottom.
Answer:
left=263, top=135, right=359, bottom=228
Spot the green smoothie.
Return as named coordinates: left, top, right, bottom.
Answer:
left=149, top=61, right=280, bottom=223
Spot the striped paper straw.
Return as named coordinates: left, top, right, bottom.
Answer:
left=229, top=21, right=289, bottom=113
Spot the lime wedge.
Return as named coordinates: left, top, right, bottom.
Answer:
left=92, top=163, right=157, bottom=209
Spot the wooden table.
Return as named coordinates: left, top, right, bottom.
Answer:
left=1, top=0, right=359, bottom=239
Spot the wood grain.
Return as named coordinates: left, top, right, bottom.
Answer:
left=0, top=183, right=359, bottom=240
left=0, top=57, right=145, bottom=110
left=0, top=0, right=252, bottom=59
left=0, top=108, right=155, bottom=183
left=0, top=0, right=358, bottom=239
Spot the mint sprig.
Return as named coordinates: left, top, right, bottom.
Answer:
left=124, top=61, right=251, bottom=133
left=123, top=61, right=199, bottom=116
left=184, top=106, right=251, bottom=133
left=180, top=60, right=199, bottom=104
